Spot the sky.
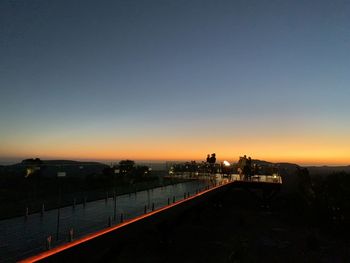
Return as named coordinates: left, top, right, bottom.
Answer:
left=1, top=0, right=350, bottom=165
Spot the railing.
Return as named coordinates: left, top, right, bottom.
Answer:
left=1, top=178, right=227, bottom=262
left=0, top=174, right=282, bottom=262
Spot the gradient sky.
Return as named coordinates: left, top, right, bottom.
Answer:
left=1, top=0, right=350, bottom=165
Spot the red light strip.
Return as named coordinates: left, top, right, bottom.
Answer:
left=19, top=180, right=234, bottom=263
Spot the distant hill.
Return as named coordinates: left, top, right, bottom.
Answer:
left=249, top=159, right=300, bottom=176
left=1, top=159, right=167, bottom=179
left=251, top=159, right=350, bottom=176
left=1, top=159, right=109, bottom=178
left=305, top=165, right=350, bottom=176
left=20, top=159, right=104, bottom=166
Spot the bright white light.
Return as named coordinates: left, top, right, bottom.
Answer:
left=26, top=168, right=34, bottom=178
left=223, top=160, right=230, bottom=167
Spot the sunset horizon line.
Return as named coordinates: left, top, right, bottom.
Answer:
left=1, top=155, right=349, bottom=167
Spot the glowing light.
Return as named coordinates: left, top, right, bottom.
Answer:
left=25, top=168, right=34, bottom=178
left=223, top=160, right=230, bottom=166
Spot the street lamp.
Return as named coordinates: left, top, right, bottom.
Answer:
left=56, top=171, right=66, bottom=240
left=113, top=168, right=119, bottom=221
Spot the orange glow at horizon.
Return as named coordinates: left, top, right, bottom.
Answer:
left=2, top=133, right=350, bottom=166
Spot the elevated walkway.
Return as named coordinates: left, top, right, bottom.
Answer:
left=20, top=174, right=282, bottom=262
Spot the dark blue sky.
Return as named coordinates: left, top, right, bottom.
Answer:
left=1, top=0, right=350, bottom=164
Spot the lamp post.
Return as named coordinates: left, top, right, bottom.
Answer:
left=56, top=171, right=66, bottom=240
left=147, top=189, right=151, bottom=210
left=113, top=168, right=119, bottom=221
left=24, top=168, right=33, bottom=220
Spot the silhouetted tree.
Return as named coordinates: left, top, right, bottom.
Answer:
left=118, top=160, right=135, bottom=175
left=101, top=167, right=114, bottom=183
left=297, top=167, right=314, bottom=205
left=133, top=166, right=150, bottom=178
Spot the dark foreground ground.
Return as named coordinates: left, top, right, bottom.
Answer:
left=103, top=188, right=350, bottom=263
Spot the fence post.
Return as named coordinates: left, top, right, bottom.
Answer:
left=69, top=228, right=74, bottom=242
left=113, top=191, right=117, bottom=221
left=46, top=235, right=52, bottom=250
left=25, top=207, right=29, bottom=220
left=41, top=204, right=45, bottom=217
